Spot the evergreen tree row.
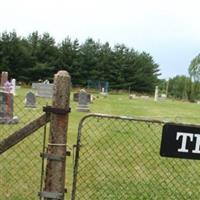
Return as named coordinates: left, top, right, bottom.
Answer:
left=0, top=31, right=160, bottom=92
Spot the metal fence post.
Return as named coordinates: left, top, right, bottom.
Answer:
left=42, top=70, right=71, bottom=200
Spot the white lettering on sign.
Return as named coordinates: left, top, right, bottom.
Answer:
left=176, top=132, right=193, bottom=153
left=192, top=134, right=200, bottom=154
left=176, top=132, right=200, bottom=154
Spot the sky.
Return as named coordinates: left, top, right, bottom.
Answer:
left=0, top=0, right=200, bottom=79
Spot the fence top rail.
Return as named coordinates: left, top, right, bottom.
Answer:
left=78, top=113, right=200, bottom=131
left=79, top=113, right=168, bottom=125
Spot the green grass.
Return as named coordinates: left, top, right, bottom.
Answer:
left=1, top=89, right=200, bottom=199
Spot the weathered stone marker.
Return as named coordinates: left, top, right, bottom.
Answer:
left=77, top=89, right=90, bottom=112
left=0, top=92, right=13, bottom=118
left=0, top=91, right=18, bottom=124
left=11, top=79, right=16, bottom=96
left=25, top=91, right=36, bottom=108
left=154, top=86, right=158, bottom=102
left=0, top=71, right=8, bottom=87
left=73, top=92, right=91, bottom=102
left=32, top=82, right=53, bottom=98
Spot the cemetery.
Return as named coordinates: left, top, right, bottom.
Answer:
left=1, top=2, right=200, bottom=198
left=1, top=70, right=200, bottom=200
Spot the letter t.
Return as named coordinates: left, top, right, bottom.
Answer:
left=176, top=132, right=193, bottom=153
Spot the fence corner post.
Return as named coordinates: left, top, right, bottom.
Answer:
left=42, top=70, right=71, bottom=200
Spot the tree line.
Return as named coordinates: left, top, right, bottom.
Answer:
left=158, top=76, right=200, bottom=101
left=0, top=31, right=160, bottom=92
left=157, top=54, right=200, bottom=102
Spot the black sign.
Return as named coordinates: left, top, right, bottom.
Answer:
left=160, top=123, right=200, bottom=160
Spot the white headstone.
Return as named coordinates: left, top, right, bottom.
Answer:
left=43, top=80, right=50, bottom=84
left=154, top=86, right=159, bottom=102
left=32, top=83, right=53, bottom=98
left=100, top=87, right=108, bottom=97
left=11, top=79, right=16, bottom=96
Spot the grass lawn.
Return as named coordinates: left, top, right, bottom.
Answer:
left=1, top=88, right=200, bottom=200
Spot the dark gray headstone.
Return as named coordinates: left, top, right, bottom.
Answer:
left=25, top=92, right=36, bottom=108
left=77, top=89, right=90, bottom=112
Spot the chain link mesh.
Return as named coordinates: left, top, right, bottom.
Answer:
left=0, top=88, right=51, bottom=200
left=2, top=88, right=200, bottom=200
left=72, top=114, right=200, bottom=200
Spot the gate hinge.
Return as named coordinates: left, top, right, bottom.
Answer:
left=38, top=191, right=64, bottom=199
left=43, top=106, right=71, bottom=115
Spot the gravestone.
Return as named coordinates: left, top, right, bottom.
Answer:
left=4, top=81, right=12, bottom=93
left=1, top=71, right=8, bottom=87
left=0, top=92, right=13, bottom=118
left=11, top=79, right=16, bottom=95
left=129, top=94, right=137, bottom=99
left=25, top=91, right=36, bottom=108
left=73, top=92, right=91, bottom=103
left=32, top=82, right=53, bottom=98
left=43, top=80, right=50, bottom=84
left=160, top=93, right=166, bottom=101
left=100, top=87, right=108, bottom=97
left=77, top=89, right=90, bottom=112
left=0, top=91, right=18, bottom=124
left=32, top=83, right=39, bottom=90
left=37, top=83, right=53, bottom=98
left=154, top=86, right=159, bottom=102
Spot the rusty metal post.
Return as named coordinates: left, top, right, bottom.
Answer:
left=41, top=71, right=71, bottom=200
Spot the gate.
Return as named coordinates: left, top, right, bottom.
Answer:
left=72, top=114, right=200, bottom=200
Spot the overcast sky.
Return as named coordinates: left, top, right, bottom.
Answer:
left=1, top=0, right=200, bottom=79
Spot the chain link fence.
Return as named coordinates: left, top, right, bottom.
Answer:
left=2, top=87, right=200, bottom=200
left=72, top=114, right=200, bottom=200
left=0, top=88, right=51, bottom=200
